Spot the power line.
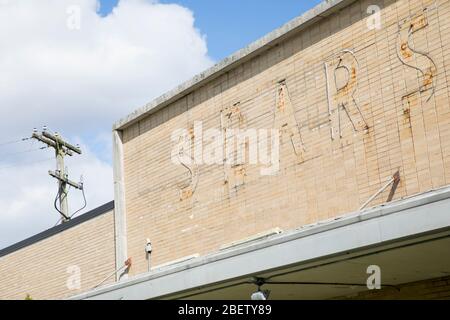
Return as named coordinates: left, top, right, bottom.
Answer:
left=0, top=146, right=48, bottom=158
left=0, top=157, right=54, bottom=172
left=0, top=137, right=31, bottom=148
left=52, top=184, right=87, bottom=227
left=69, top=184, right=87, bottom=219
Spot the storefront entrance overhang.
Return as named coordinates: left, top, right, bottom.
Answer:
left=72, top=187, right=450, bottom=300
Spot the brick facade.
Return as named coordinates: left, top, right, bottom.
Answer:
left=2, top=0, right=448, bottom=300
left=0, top=210, right=115, bottom=300
left=121, top=0, right=450, bottom=276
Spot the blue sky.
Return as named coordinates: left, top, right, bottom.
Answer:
left=98, top=0, right=322, bottom=61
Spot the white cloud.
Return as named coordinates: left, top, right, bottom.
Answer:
left=0, top=0, right=213, bottom=248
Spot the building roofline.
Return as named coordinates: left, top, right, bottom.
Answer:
left=0, top=201, right=114, bottom=258
left=113, top=0, right=357, bottom=131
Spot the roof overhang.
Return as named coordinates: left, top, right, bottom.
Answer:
left=71, top=187, right=450, bottom=300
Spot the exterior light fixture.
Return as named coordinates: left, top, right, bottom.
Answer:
left=145, top=239, right=152, bottom=272
left=251, top=290, right=270, bottom=301
left=251, top=278, right=270, bottom=301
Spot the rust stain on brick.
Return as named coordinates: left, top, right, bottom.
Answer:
left=401, top=93, right=416, bottom=129
left=234, top=166, right=247, bottom=187
left=336, top=66, right=357, bottom=98
left=225, top=165, right=246, bottom=190
left=410, top=13, right=428, bottom=32
left=403, top=107, right=411, bottom=125
left=188, top=125, right=195, bottom=139
left=403, top=107, right=411, bottom=118
left=422, top=67, right=434, bottom=88
left=277, top=87, right=286, bottom=112
left=222, top=103, right=244, bottom=126
left=400, top=42, right=412, bottom=59
left=180, top=188, right=193, bottom=201
left=236, top=166, right=246, bottom=177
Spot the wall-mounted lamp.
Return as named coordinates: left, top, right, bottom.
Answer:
left=251, top=278, right=270, bottom=301
left=145, top=239, right=152, bottom=272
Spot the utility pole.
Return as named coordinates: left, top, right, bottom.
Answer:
left=32, top=128, right=83, bottom=223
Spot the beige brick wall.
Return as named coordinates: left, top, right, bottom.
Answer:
left=340, top=276, right=450, bottom=300
left=0, top=211, right=115, bottom=300
left=122, top=0, right=450, bottom=276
